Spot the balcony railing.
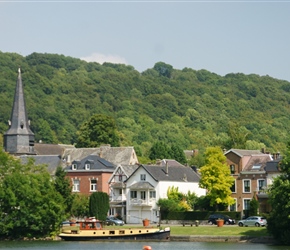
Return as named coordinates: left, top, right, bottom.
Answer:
left=130, top=198, right=155, bottom=206
left=110, top=195, right=126, bottom=202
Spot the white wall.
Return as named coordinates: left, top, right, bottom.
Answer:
left=125, top=167, right=206, bottom=224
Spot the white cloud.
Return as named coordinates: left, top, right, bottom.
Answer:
left=81, top=52, right=127, bottom=65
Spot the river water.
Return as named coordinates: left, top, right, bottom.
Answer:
left=0, top=241, right=289, bottom=250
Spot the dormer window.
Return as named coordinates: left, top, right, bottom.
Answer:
left=72, top=164, right=77, bottom=170
left=230, top=164, right=235, bottom=174
left=85, top=163, right=90, bottom=170
left=252, top=164, right=261, bottom=170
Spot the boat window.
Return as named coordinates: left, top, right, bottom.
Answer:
left=119, top=230, right=125, bottom=235
left=96, top=222, right=101, bottom=228
left=109, top=231, right=115, bottom=235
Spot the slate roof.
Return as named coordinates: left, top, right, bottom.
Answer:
left=265, top=159, right=282, bottom=173
left=156, top=159, right=185, bottom=167
left=34, top=143, right=73, bottom=156
left=65, top=154, right=116, bottom=172
left=94, top=146, right=137, bottom=165
left=62, top=145, right=138, bottom=166
left=242, top=154, right=272, bottom=171
left=127, top=164, right=200, bottom=183
left=224, top=149, right=264, bottom=157
left=19, top=155, right=62, bottom=175
left=62, top=148, right=99, bottom=165
left=4, top=69, right=34, bottom=137
left=121, top=165, right=139, bottom=177
left=128, top=181, right=155, bottom=190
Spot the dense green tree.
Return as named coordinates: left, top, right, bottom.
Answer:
left=76, top=114, right=120, bottom=148
left=195, top=195, right=226, bottom=211
left=199, top=147, right=235, bottom=209
left=188, top=151, right=206, bottom=168
left=149, top=141, right=171, bottom=161
left=267, top=143, right=290, bottom=245
left=0, top=51, right=290, bottom=158
left=0, top=150, right=65, bottom=239
left=34, top=118, right=58, bottom=144
left=157, top=186, right=197, bottom=212
left=89, top=192, right=110, bottom=221
left=170, top=145, right=187, bottom=164
left=71, top=194, right=89, bottom=218
left=249, top=196, right=259, bottom=216
left=54, top=166, right=75, bottom=216
left=153, top=62, right=173, bottom=78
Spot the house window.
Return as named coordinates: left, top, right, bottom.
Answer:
left=230, top=180, right=236, bottom=193
left=150, top=191, right=156, bottom=199
left=130, top=191, right=137, bottom=199
left=258, top=179, right=265, bottom=191
left=72, top=164, right=77, bottom=170
left=72, top=179, right=80, bottom=192
left=118, top=175, right=123, bottom=181
left=90, top=179, right=97, bottom=191
left=118, top=189, right=122, bottom=195
left=140, top=174, right=146, bottom=181
left=243, top=179, right=251, bottom=193
left=230, top=164, right=235, bottom=174
left=85, top=163, right=90, bottom=170
left=244, top=199, right=251, bottom=210
left=140, top=191, right=146, bottom=200
left=229, top=199, right=237, bottom=211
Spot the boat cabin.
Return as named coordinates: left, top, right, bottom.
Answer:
left=77, top=217, right=103, bottom=230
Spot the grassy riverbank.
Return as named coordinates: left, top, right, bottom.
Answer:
left=169, top=225, right=269, bottom=237
left=120, top=224, right=269, bottom=237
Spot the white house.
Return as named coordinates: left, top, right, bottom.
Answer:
left=124, top=164, right=206, bottom=224
left=108, top=164, right=139, bottom=220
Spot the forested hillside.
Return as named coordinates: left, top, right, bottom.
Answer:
left=0, top=51, right=289, bottom=158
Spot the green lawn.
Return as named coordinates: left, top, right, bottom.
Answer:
left=169, top=225, right=269, bottom=237
left=120, top=224, right=269, bottom=237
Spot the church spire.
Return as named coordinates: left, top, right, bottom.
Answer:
left=4, top=68, right=35, bottom=155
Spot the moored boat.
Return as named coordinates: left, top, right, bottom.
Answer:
left=59, top=217, right=170, bottom=241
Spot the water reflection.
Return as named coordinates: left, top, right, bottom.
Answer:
left=0, top=241, right=288, bottom=250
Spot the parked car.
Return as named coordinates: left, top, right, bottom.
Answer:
left=105, top=216, right=125, bottom=226
left=208, top=214, right=235, bottom=225
left=238, top=216, right=267, bottom=227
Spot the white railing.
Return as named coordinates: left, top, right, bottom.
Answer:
left=110, top=194, right=126, bottom=202
left=130, top=199, right=154, bottom=206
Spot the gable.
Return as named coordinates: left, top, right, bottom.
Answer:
left=126, top=164, right=200, bottom=183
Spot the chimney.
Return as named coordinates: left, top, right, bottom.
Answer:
left=191, top=166, right=197, bottom=172
left=165, top=161, right=168, bottom=175
left=183, top=173, right=187, bottom=182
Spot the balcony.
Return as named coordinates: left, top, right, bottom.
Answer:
left=130, top=198, right=155, bottom=206
left=110, top=194, right=126, bottom=203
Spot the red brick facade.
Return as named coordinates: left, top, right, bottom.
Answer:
left=66, top=171, right=112, bottom=195
left=225, top=150, right=268, bottom=214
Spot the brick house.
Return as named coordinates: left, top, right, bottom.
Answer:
left=225, top=149, right=272, bottom=216
left=64, top=154, right=116, bottom=195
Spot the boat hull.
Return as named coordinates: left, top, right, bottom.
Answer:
left=59, top=227, right=170, bottom=241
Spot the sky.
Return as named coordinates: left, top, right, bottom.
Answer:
left=0, top=0, right=290, bottom=82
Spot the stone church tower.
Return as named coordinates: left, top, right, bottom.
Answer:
left=3, top=68, right=35, bottom=155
